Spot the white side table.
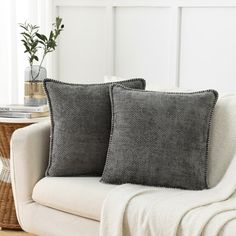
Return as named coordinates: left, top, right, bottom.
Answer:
left=0, top=117, right=49, bottom=229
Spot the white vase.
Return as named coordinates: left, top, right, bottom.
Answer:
left=24, top=65, right=47, bottom=106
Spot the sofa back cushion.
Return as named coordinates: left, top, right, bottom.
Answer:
left=208, top=94, right=236, bottom=187
left=44, top=78, right=145, bottom=176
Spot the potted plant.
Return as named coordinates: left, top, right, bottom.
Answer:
left=20, top=17, right=64, bottom=106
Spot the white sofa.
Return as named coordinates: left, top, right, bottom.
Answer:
left=10, top=93, right=236, bottom=236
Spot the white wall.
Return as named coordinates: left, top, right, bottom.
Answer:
left=180, top=7, right=236, bottom=92
left=0, top=1, right=12, bottom=104
left=52, top=0, right=236, bottom=93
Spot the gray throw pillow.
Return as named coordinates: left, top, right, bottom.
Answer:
left=101, top=84, right=218, bottom=190
left=44, top=79, right=146, bottom=176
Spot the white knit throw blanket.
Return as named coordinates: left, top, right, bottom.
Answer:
left=100, top=156, right=236, bottom=236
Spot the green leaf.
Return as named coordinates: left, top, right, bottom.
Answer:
left=31, top=41, right=38, bottom=49
left=47, top=40, right=57, bottom=50
left=19, top=25, right=28, bottom=31
left=42, top=34, right=48, bottom=41
left=21, top=32, right=31, bottom=38
left=24, top=44, right=30, bottom=52
left=38, top=40, right=46, bottom=46
left=33, top=25, right=39, bottom=30
left=56, top=17, right=62, bottom=28
left=22, top=35, right=28, bottom=41
left=36, top=33, right=47, bottom=42
left=36, top=33, right=43, bottom=39
left=49, top=31, right=54, bottom=40
left=29, top=38, right=34, bottom=44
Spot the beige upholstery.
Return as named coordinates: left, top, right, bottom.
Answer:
left=19, top=202, right=99, bottom=236
left=208, top=94, right=236, bottom=187
left=10, top=121, right=100, bottom=235
left=32, top=177, right=116, bottom=221
left=10, top=121, right=50, bottom=228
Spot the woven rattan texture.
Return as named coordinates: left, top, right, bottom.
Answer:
left=0, top=182, right=20, bottom=229
left=0, top=123, right=28, bottom=158
left=0, top=122, right=30, bottom=229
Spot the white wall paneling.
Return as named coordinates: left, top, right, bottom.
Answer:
left=180, top=7, right=236, bottom=92
left=56, top=6, right=107, bottom=83
left=114, top=7, right=172, bottom=89
left=0, top=1, right=12, bottom=104
left=53, top=0, right=236, bottom=92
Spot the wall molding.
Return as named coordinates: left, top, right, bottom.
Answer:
left=52, top=0, right=236, bottom=88
left=54, top=0, right=236, bottom=7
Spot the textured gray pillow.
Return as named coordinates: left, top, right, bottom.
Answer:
left=101, top=84, right=218, bottom=190
left=44, top=79, right=145, bottom=176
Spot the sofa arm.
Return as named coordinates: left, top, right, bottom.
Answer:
left=10, top=121, right=50, bottom=210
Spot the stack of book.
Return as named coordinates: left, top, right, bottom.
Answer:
left=0, top=104, right=49, bottom=118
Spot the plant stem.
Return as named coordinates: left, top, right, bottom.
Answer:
left=30, top=61, right=34, bottom=81
left=32, top=52, right=47, bottom=81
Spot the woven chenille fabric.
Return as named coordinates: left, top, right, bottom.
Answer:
left=43, top=79, right=146, bottom=176
left=101, top=84, right=218, bottom=190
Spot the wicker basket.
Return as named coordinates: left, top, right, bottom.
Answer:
left=0, top=122, right=30, bottom=229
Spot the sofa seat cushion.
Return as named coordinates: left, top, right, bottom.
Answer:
left=32, top=177, right=117, bottom=221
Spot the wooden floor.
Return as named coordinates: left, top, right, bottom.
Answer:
left=0, top=230, right=34, bottom=235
